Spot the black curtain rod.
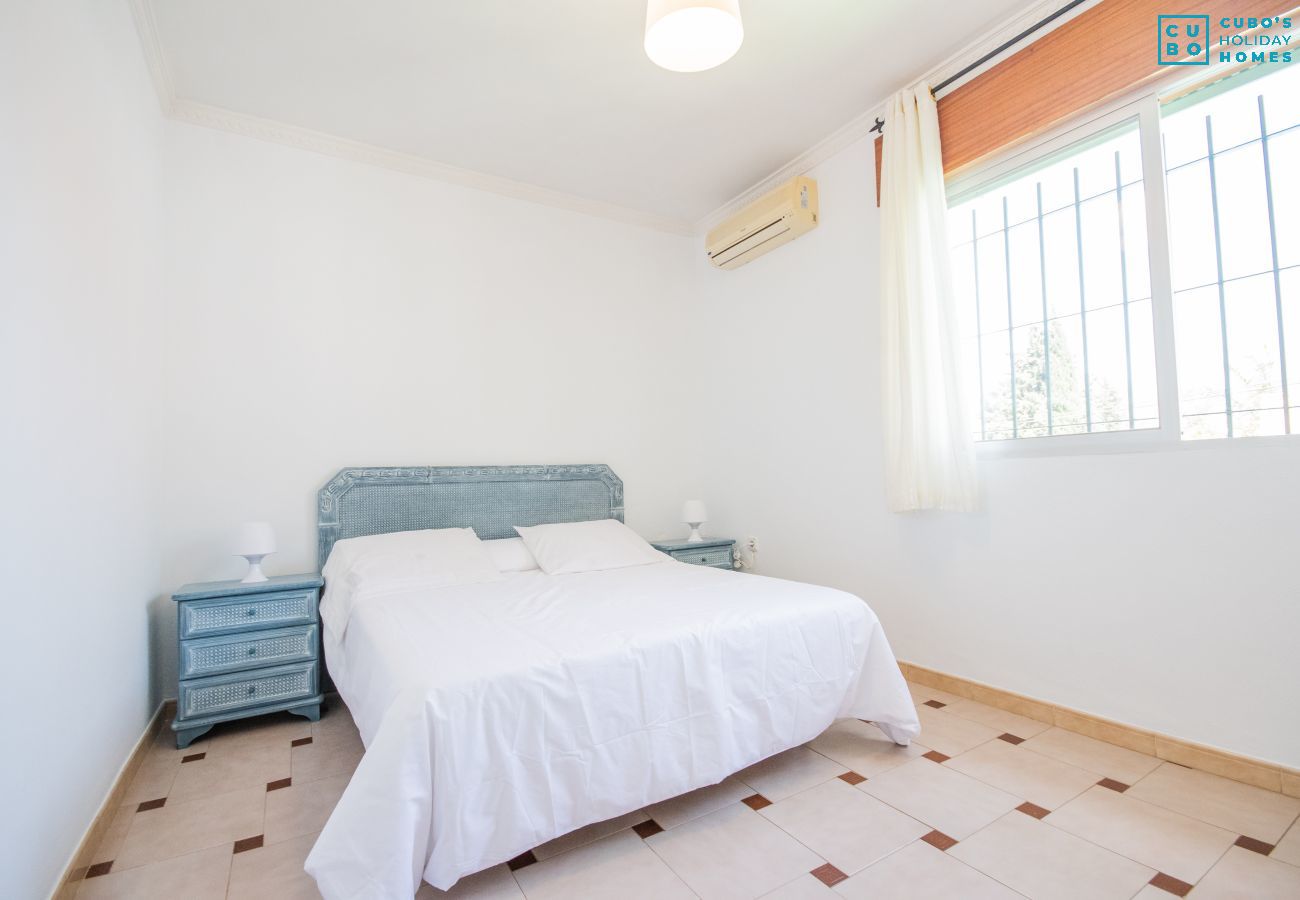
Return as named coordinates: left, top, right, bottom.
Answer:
left=871, top=0, right=1091, bottom=134
left=932, top=0, right=1090, bottom=92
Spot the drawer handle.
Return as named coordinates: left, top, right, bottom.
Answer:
left=246, top=608, right=258, bottom=617
left=247, top=685, right=256, bottom=696
left=247, top=647, right=257, bottom=656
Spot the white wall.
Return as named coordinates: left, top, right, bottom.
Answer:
left=155, top=123, right=698, bottom=693
left=7, top=11, right=1296, bottom=891
left=688, top=134, right=1300, bottom=768
left=0, top=2, right=165, bottom=896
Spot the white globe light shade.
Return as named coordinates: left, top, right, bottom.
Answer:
left=233, top=521, right=277, bottom=583
left=681, top=500, right=709, bottom=524
left=645, top=0, right=744, bottom=73
left=233, top=521, right=276, bottom=556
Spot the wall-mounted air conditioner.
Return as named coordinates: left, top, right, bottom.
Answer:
left=705, top=176, right=818, bottom=270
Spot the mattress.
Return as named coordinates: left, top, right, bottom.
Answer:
left=304, top=559, right=919, bottom=898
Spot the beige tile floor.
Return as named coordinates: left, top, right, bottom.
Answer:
left=69, top=685, right=1300, bottom=899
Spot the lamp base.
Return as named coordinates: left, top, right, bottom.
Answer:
left=240, top=555, right=269, bottom=584
left=686, top=524, right=705, bottom=543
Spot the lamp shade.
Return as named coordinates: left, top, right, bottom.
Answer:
left=233, top=521, right=276, bottom=556
left=681, top=500, right=708, bottom=524
left=644, top=0, right=743, bottom=73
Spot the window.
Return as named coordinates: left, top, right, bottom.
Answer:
left=949, top=124, right=1158, bottom=441
left=1162, top=64, right=1300, bottom=438
left=947, top=62, right=1299, bottom=445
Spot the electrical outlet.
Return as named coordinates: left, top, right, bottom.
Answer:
left=746, top=536, right=759, bottom=554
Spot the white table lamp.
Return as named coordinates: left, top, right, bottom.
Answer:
left=233, top=521, right=277, bottom=583
left=682, top=500, right=708, bottom=543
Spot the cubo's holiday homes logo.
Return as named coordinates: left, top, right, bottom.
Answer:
left=1158, top=14, right=1210, bottom=64
left=1215, top=14, right=1293, bottom=62
left=1158, top=13, right=1294, bottom=65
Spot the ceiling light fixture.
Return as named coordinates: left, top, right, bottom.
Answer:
left=644, top=0, right=744, bottom=73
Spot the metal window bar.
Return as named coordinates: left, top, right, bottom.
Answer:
left=1203, top=116, right=1234, bottom=437
left=1167, top=263, right=1299, bottom=297
left=1072, top=168, right=1093, bottom=430
left=1163, top=115, right=1300, bottom=174
left=1035, top=182, right=1054, bottom=434
left=970, top=210, right=987, bottom=441
left=1114, top=151, right=1136, bottom=429
left=972, top=292, right=1164, bottom=338
left=1002, top=197, right=1018, bottom=438
left=1257, top=95, right=1292, bottom=435
left=1185, top=404, right=1284, bottom=418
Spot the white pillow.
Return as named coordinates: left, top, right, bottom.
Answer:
left=483, top=537, right=539, bottom=572
left=321, top=528, right=502, bottom=640
left=324, top=527, right=500, bottom=585
left=514, top=519, right=665, bottom=575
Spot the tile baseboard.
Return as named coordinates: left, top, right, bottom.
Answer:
left=53, top=699, right=174, bottom=899
left=899, top=661, right=1300, bottom=798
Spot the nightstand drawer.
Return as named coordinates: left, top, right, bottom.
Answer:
left=179, top=589, right=317, bottom=639
left=179, top=662, right=318, bottom=719
left=670, top=546, right=733, bottom=568
left=180, top=625, right=318, bottom=679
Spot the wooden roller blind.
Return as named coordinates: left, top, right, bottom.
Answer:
left=874, top=0, right=1283, bottom=200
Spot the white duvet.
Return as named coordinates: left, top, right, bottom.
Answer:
left=305, top=560, right=920, bottom=898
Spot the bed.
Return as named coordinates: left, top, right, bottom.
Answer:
left=303, top=465, right=920, bottom=898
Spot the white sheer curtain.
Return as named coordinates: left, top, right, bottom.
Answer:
left=879, top=84, right=977, bottom=512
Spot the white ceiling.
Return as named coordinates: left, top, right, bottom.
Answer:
left=147, top=0, right=1032, bottom=227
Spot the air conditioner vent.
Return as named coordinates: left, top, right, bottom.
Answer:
left=705, top=177, right=818, bottom=270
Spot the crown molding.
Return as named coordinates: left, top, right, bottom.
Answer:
left=692, top=107, right=881, bottom=236
left=918, top=0, right=1101, bottom=97
left=691, top=0, right=1098, bottom=234
left=168, top=100, right=695, bottom=235
left=128, top=0, right=1092, bottom=241
left=126, top=1, right=694, bottom=236
left=126, top=0, right=174, bottom=114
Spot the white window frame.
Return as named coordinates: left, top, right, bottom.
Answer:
left=944, top=68, right=1300, bottom=459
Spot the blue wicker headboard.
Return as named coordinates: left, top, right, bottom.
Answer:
left=315, top=464, right=624, bottom=568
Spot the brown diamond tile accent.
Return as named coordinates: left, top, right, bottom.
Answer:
left=633, top=819, right=664, bottom=839
left=997, top=733, right=1025, bottom=745
left=291, top=736, right=313, bottom=747
left=1235, top=835, right=1275, bottom=855
left=85, top=861, right=113, bottom=878
left=1148, top=872, right=1194, bottom=897
left=742, top=793, right=772, bottom=811
left=232, top=835, right=264, bottom=854
left=922, top=750, right=950, bottom=764
left=922, top=699, right=947, bottom=709
left=810, top=863, right=848, bottom=887
left=839, top=771, right=866, bottom=785
left=1098, top=778, right=1130, bottom=793
left=1016, top=802, right=1050, bottom=819
left=136, top=798, right=166, bottom=813
left=181, top=752, right=205, bottom=763
left=507, top=850, right=537, bottom=871
left=266, top=777, right=292, bottom=792
left=921, top=829, right=958, bottom=851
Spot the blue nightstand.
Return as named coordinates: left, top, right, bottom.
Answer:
left=651, top=538, right=737, bottom=570
left=171, top=573, right=324, bottom=748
